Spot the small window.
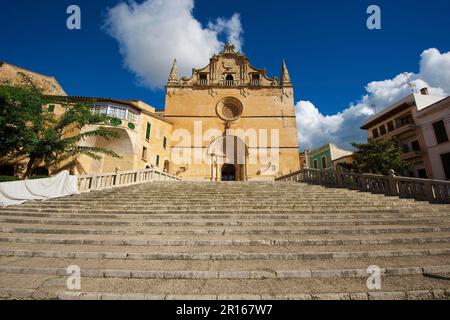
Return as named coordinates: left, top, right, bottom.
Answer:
left=142, top=147, right=147, bottom=160
left=48, top=105, right=55, bottom=113
left=156, top=155, right=160, bottom=167
left=433, top=120, right=449, bottom=144
left=321, top=156, right=327, bottom=169
left=387, top=121, right=395, bottom=132
left=402, top=144, right=410, bottom=153
left=226, top=75, right=234, bottom=81
left=417, top=168, right=427, bottom=179
left=252, top=74, right=260, bottom=80
left=379, top=125, right=387, bottom=136
left=163, top=137, right=167, bottom=150
left=372, top=128, right=379, bottom=139
left=199, top=74, right=207, bottom=80
left=146, top=123, right=152, bottom=140
left=411, top=140, right=421, bottom=151
left=396, top=113, right=413, bottom=127
left=313, top=160, right=318, bottom=169
left=441, top=152, right=450, bottom=180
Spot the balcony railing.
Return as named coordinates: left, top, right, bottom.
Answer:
left=220, top=80, right=241, bottom=87
left=198, top=79, right=208, bottom=86
left=77, top=168, right=181, bottom=193
left=276, top=168, right=450, bottom=204
left=250, top=79, right=260, bottom=86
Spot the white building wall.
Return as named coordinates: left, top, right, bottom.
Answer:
left=416, top=102, right=450, bottom=180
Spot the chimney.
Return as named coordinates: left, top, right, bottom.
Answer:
left=420, top=87, right=429, bottom=95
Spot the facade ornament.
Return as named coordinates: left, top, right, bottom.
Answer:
left=272, top=76, right=279, bottom=86
left=281, top=59, right=292, bottom=87
left=240, top=87, right=249, bottom=97
left=167, top=59, right=179, bottom=85
left=208, top=88, right=217, bottom=97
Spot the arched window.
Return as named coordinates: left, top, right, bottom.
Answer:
left=226, top=74, right=234, bottom=81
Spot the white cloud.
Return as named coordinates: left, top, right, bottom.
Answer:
left=419, top=48, right=450, bottom=94
left=297, top=48, right=450, bottom=151
left=104, top=0, right=243, bottom=89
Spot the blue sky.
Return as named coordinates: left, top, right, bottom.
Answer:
left=1, top=0, right=450, bottom=149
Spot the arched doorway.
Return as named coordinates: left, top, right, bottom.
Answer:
left=207, top=135, right=248, bottom=182
left=221, top=164, right=236, bottom=181
left=163, top=160, right=170, bottom=173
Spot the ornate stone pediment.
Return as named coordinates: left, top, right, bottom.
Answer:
left=167, top=42, right=290, bottom=88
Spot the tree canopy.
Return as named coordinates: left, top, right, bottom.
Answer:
left=340, top=139, right=410, bottom=176
left=0, top=82, right=120, bottom=178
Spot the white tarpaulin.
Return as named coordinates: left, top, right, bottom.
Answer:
left=0, top=171, right=79, bottom=207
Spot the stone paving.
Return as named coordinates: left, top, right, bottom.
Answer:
left=0, top=182, right=449, bottom=300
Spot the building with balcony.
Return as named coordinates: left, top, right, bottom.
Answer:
left=361, top=88, right=448, bottom=179
left=44, top=96, right=173, bottom=175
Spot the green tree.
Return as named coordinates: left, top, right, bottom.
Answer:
left=340, top=139, right=410, bottom=176
left=0, top=83, right=120, bottom=178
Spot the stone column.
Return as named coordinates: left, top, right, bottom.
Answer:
left=210, top=154, right=214, bottom=181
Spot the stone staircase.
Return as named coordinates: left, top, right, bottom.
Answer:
left=0, top=181, right=449, bottom=300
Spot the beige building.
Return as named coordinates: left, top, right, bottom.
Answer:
left=0, top=61, right=66, bottom=96
left=361, top=88, right=448, bottom=179
left=164, top=43, right=300, bottom=181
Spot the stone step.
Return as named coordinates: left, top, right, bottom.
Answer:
left=1, top=234, right=449, bottom=247
left=2, top=239, right=449, bottom=252
left=0, top=211, right=449, bottom=220
left=15, top=204, right=434, bottom=210
left=3, top=254, right=449, bottom=272
left=2, top=263, right=449, bottom=280
left=3, top=208, right=443, bottom=214
left=2, top=224, right=450, bottom=236
left=1, top=216, right=449, bottom=227
left=0, top=273, right=448, bottom=300
left=1, top=245, right=449, bottom=260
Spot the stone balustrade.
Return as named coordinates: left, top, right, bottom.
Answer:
left=77, top=168, right=181, bottom=193
left=276, top=168, right=450, bottom=204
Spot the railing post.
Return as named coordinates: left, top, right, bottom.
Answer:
left=336, top=168, right=343, bottom=187
left=387, top=169, right=398, bottom=197
left=91, top=173, right=97, bottom=191
left=423, top=180, right=434, bottom=202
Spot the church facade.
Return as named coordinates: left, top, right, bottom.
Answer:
left=164, top=43, right=300, bottom=181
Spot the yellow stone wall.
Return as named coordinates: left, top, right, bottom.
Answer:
left=165, top=87, right=299, bottom=180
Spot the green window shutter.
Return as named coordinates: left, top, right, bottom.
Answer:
left=48, top=105, right=55, bottom=113
left=110, top=118, right=122, bottom=126
left=156, top=155, right=160, bottom=167
left=146, top=123, right=152, bottom=140
left=163, top=137, right=167, bottom=149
